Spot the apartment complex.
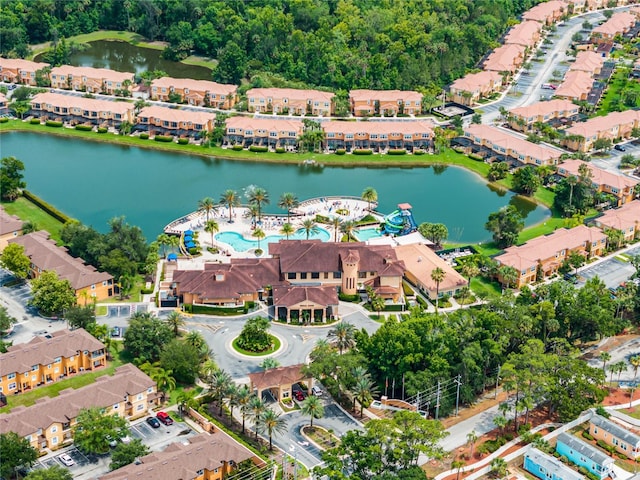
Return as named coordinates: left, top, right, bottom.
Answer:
left=524, top=448, right=585, bottom=480
left=0, top=58, right=49, bottom=86
left=522, top=0, right=567, bottom=24
left=508, top=99, right=579, bottom=132
left=555, top=433, right=614, bottom=480
left=0, top=364, right=156, bottom=452
left=224, top=116, right=303, bottom=148
left=483, top=44, right=526, bottom=74
left=49, top=66, right=135, bottom=94
left=323, top=120, right=433, bottom=152
left=562, top=110, right=640, bottom=152
left=504, top=21, right=543, bottom=48
left=137, top=106, right=216, bottom=135
left=555, top=70, right=594, bottom=102
left=494, top=225, right=607, bottom=287
left=592, top=200, right=640, bottom=242
left=150, top=77, right=237, bottom=109
left=589, top=414, right=640, bottom=459
left=591, top=11, right=638, bottom=42
left=30, top=92, right=135, bottom=126
left=9, top=231, right=114, bottom=302
left=0, top=329, right=105, bottom=395
left=349, top=89, right=422, bottom=117
left=568, top=51, right=605, bottom=75
left=448, top=71, right=503, bottom=106
left=0, top=206, right=22, bottom=251
left=246, top=87, right=335, bottom=116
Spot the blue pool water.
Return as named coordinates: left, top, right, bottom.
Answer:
left=216, top=228, right=331, bottom=251
left=355, top=227, right=384, bottom=241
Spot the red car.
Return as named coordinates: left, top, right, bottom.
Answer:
left=156, top=411, right=173, bottom=425
left=294, top=390, right=305, bottom=401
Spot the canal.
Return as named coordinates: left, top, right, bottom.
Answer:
left=1, top=132, right=549, bottom=243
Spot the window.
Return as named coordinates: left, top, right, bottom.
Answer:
left=311, top=272, right=320, bottom=279
left=148, top=387, right=154, bottom=393
left=300, top=272, right=307, bottom=279
left=51, top=436, right=58, bottom=445
left=7, top=372, right=15, bottom=380
left=333, top=272, right=342, bottom=279
left=197, top=470, right=204, bottom=475
left=54, top=357, right=61, bottom=364
left=137, top=393, right=143, bottom=401
left=51, top=426, right=58, bottom=433
left=288, top=272, right=296, bottom=280
left=8, top=382, right=16, bottom=390
left=137, top=404, right=144, bottom=411
left=358, top=272, right=366, bottom=279
left=594, top=427, right=598, bottom=434
left=113, top=404, right=119, bottom=409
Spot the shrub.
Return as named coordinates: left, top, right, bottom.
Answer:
left=339, top=292, right=360, bottom=302
left=140, top=287, right=154, bottom=295
left=97, top=127, right=108, bottom=133
left=469, top=153, right=484, bottom=161
left=582, top=431, right=594, bottom=441
left=335, top=149, right=346, bottom=155
left=177, top=138, right=189, bottom=145
left=249, top=145, right=268, bottom=152
left=75, top=124, right=93, bottom=131
left=139, top=133, right=149, bottom=139
left=315, top=214, right=331, bottom=224
left=387, top=149, right=406, bottom=155
left=30, top=118, right=41, bottom=124
left=154, top=135, right=173, bottom=142
left=416, top=295, right=429, bottom=308
left=353, top=149, right=373, bottom=155
left=413, top=149, right=426, bottom=155
left=232, top=144, right=244, bottom=151
left=402, top=282, right=414, bottom=296
left=275, top=147, right=286, bottom=153
left=22, top=190, right=72, bottom=223
left=45, top=120, right=63, bottom=127
left=0, top=118, right=8, bottom=123
left=504, top=433, right=514, bottom=442
left=595, top=406, right=610, bottom=418
left=188, top=247, right=199, bottom=255
left=184, top=304, right=247, bottom=316
left=453, top=146, right=465, bottom=153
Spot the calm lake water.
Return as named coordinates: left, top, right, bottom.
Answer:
left=0, top=132, right=549, bottom=243
left=35, top=40, right=213, bottom=80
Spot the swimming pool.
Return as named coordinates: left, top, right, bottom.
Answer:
left=355, top=227, right=384, bottom=241
left=216, top=228, right=331, bottom=252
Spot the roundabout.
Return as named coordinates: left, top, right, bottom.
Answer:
left=230, top=332, right=283, bottom=358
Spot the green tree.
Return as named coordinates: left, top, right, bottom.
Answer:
left=0, top=242, right=31, bottom=280
left=261, top=408, right=287, bottom=451
left=156, top=233, right=172, bottom=258
left=248, top=187, right=269, bottom=222
left=30, top=271, right=76, bottom=317
left=73, top=407, right=129, bottom=455
left=498, top=265, right=519, bottom=290
left=0, top=156, right=26, bottom=201
left=593, top=137, right=612, bottom=153
left=213, top=40, right=246, bottom=84
left=260, top=358, right=280, bottom=371
left=490, top=458, right=507, bottom=478
left=65, top=305, right=96, bottom=331
left=487, top=162, right=509, bottom=181
left=0, top=305, right=17, bottom=336
left=123, top=312, right=172, bottom=363
left=165, top=311, right=185, bottom=337
left=176, top=388, right=200, bottom=416
left=340, top=220, right=356, bottom=242
left=209, top=369, right=233, bottom=416
left=431, top=267, right=446, bottom=313
left=160, top=339, right=200, bottom=385
left=301, top=395, right=324, bottom=428
left=198, top=197, right=217, bottom=222
left=512, top=166, right=541, bottom=196
left=204, top=219, right=219, bottom=249
left=252, top=227, right=265, bottom=251
left=599, top=351, right=611, bottom=384
left=0, top=431, right=38, bottom=479
left=417, top=223, right=449, bottom=247
left=110, top=438, right=150, bottom=470
left=328, top=321, right=356, bottom=355
left=280, top=222, right=295, bottom=240
left=351, top=369, right=378, bottom=418
left=236, top=385, right=252, bottom=434
left=25, top=465, right=73, bottom=480
left=301, top=218, right=320, bottom=240
left=249, top=396, right=267, bottom=440
left=219, top=189, right=240, bottom=223
left=237, top=316, right=272, bottom=352
left=361, top=187, right=378, bottom=212
left=485, top=206, right=524, bottom=248
left=278, top=192, right=300, bottom=222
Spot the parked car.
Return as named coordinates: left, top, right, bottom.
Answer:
left=59, top=454, right=75, bottom=467
left=294, top=390, right=305, bottom=401
left=121, top=434, right=131, bottom=444
left=156, top=411, right=173, bottom=425
left=614, top=144, right=627, bottom=152
left=146, top=416, right=161, bottom=428
left=311, top=386, right=323, bottom=396
left=111, top=327, right=121, bottom=337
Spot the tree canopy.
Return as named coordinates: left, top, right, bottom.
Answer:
left=0, top=156, right=26, bottom=201
left=123, top=312, right=172, bottom=363
left=29, top=271, right=77, bottom=317
left=0, top=432, right=38, bottom=479
left=73, top=407, right=129, bottom=455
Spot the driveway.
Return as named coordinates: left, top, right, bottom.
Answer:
left=577, top=244, right=640, bottom=290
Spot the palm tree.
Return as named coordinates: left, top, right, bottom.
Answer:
left=490, top=458, right=507, bottom=479
left=176, top=389, right=199, bottom=416
left=340, top=220, right=356, bottom=242
left=278, top=192, right=299, bottom=222
left=631, top=355, right=640, bottom=381
left=613, top=360, right=628, bottom=383
left=204, top=219, right=219, bottom=248
left=156, top=233, right=171, bottom=258
left=460, top=262, right=479, bottom=286
left=452, top=460, right=465, bottom=480
left=260, top=358, right=280, bottom=371
left=430, top=267, right=446, bottom=313
left=301, top=218, right=319, bottom=240
left=331, top=217, right=341, bottom=242
left=199, top=358, right=218, bottom=382
left=467, top=430, right=478, bottom=459
left=261, top=408, right=287, bottom=450
left=198, top=197, right=217, bottom=222
left=236, top=385, right=252, bottom=434
left=185, top=331, right=211, bottom=361
left=498, top=265, right=518, bottom=291
left=328, top=321, right=356, bottom=355
left=252, top=227, right=265, bottom=251
left=566, top=175, right=578, bottom=209
left=493, top=415, right=508, bottom=436
left=248, top=396, right=266, bottom=439
left=220, top=189, right=240, bottom=223
left=301, top=395, right=324, bottom=428
left=165, top=311, right=185, bottom=337
left=150, top=367, right=176, bottom=399
left=209, top=370, right=233, bottom=415
left=249, top=187, right=269, bottom=223
left=361, top=187, right=378, bottom=212
left=599, top=351, right=611, bottom=384
left=351, top=371, right=378, bottom=418
left=244, top=204, right=259, bottom=223
left=227, top=384, right=240, bottom=422
left=280, top=222, right=294, bottom=240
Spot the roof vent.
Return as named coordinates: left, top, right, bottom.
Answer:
left=418, top=256, right=422, bottom=262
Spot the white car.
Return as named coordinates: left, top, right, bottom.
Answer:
left=311, top=385, right=323, bottom=396
left=59, top=454, right=74, bottom=467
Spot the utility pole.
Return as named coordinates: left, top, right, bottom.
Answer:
left=435, top=381, right=441, bottom=420
left=454, top=375, right=462, bottom=416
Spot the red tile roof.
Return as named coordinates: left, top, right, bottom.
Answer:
left=569, top=51, right=605, bottom=74
left=509, top=99, right=578, bottom=120
left=555, top=70, right=594, bottom=100
left=225, top=116, right=303, bottom=134
left=50, top=65, right=134, bottom=84
left=592, top=11, right=637, bottom=37
left=557, top=159, right=638, bottom=191
left=349, top=89, right=422, bottom=103
left=483, top=44, right=526, bottom=72
left=565, top=110, right=640, bottom=139
left=246, top=87, right=334, bottom=103
left=138, top=105, right=215, bottom=125
left=151, top=77, right=237, bottom=96
left=0, top=57, right=49, bottom=72
left=322, top=120, right=433, bottom=137
left=594, top=201, right=640, bottom=232
left=272, top=285, right=338, bottom=307
left=393, top=243, right=468, bottom=293
left=248, top=364, right=306, bottom=391
left=522, top=0, right=566, bottom=23
left=31, top=92, right=135, bottom=116
left=0, top=206, right=22, bottom=235
left=449, top=71, right=503, bottom=94
left=504, top=21, right=543, bottom=47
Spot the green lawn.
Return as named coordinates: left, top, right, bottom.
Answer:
left=470, top=276, right=502, bottom=298
left=597, top=68, right=640, bottom=116
left=182, top=55, right=217, bottom=70
left=165, top=385, right=204, bottom=406
left=1, top=197, right=66, bottom=243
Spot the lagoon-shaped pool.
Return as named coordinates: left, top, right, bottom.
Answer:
left=216, top=228, right=331, bottom=252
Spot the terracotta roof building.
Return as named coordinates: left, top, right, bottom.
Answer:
left=449, top=71, right=503, bottom=106
left=0, top=58, right=49, bottom=85
left=563, top=110, right=640, bottom=152
left=568, top=51, right=606, bottom=75
left=592, top=11, right=637, bottom=42
left=9, top=231, right=114, bottom=302
left=100, top=432, right=262, bottom=480
left=247, top=364, right=311, bottom=401
left=30, top=92, right=135, bottom=126
left=272, top=285, right=339, bottom=323
left=0, top=206, right=22, bottom=251
left=349, top=89, right=423, bottom=117
left=555, top=70, right=594, bottom=102
left=504, top=21, right=543, bottom=48
left=49, top=66, right=135, bottom=95
left=322, top=120, right=433, bottom=152
left=137, top=106, right=216, bottom=136
left=483, top=44, right=526, bottom=74
left=150, top=77, right=237, bottom=109
left=246, top=87, right=335, bottom=116
left=592, top=200, right=640, bottom=242
left=0, top=329, right=106, bottom=396
left=508, top=99, right=579, bottom=132
left=0, top=364, right=156, bottom=452
left=224, top=116, right=303, bottom=149
left=495, top=225, right=607, bottom=287
left=522, top=0, right=567, bottom=24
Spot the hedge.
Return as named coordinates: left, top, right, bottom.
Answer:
left=335, top=149, right=346, bottom=155
left=22, top=190, right=72, bottom=224
left=416, top=295, right=429, bottom=308
left=387, top=149, right=406, bottom=155
left=97, top=127, right=108, bottom=133
left=183, top=303, right=249, bottom=315
left=353, top=149, right=373, bottom=155
left=154, top=135, right=173, bottom=142
left=75, top=125, right=93, bottom=131
left=249, top=145, right=268, bottom=152
left=139, top=133, right=149, bottom=139
left=275, top=147, right=286, bottom=153
left=177, top=138, right=189, bottom=145
left=30, top=118, right=41, bottom=124
left=413, top=150, right=426, bottom=155
left=232, top=145, right=244, bottom=151
left=469, top=153, right=483, bottom=161
left=582, top=431, right=594, bottom=441
left=339, top=292, right=360, bottom=302
left=0, top=118, right=8, bottom=123
left=140, top=287, right=154, bottom=295
left=45, top=120, right=63, bottom=128
left=315, top=214, right=331, bottom=224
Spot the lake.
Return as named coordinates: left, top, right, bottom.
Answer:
left=0, top=132, right=549, bottom=243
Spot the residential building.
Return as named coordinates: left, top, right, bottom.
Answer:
left=483, top=44, right=526, bottom=74
left=349, top=90, right=422, bottom=117
left=504, top=21, right=543, bottom=48
left=556, top=159, right=638, bottom=206
left=9, top=231, right=114, bottom=302
left=448, top=71, right=503, bottom=106
left=562, top=110, right=640, bottom=152
left=592, top=11, right=637, bottom=42
left=0, top=329, right=105, bottom=396
left=0, top=92, right=8, bottom=114
left=247, top=364, right=311, bottom=401
left=462, top=124, right=563, bottom=167
left=592, top=200, right=640, bottom=242
left=0, top=58, right=49, bottom=86
left=508, top=99, right=579, bottom=132
left=0, top=364, right=157, bottom=452
left=137, top=106, right=216, bottom=136
left=224, top=116, right=303, bottom=149
left=495, top=225, right=607, bottom=287
left=568, top=51, right=605, bottom=75
left=394, top=243, right=468, bottom=300
left=0, top=206, right=22, bottom=251
left=524, top=448, right=585, bottom=480
left=564, top=0, right=587, bottom=14
left=100, top=432, right=263, bottom=480
left=555, top=432, right=614, bottom=480
left=589, top=414, right=640, bottom=459
left=246, top=87, right=335, bottom=116
left=30, top=92, right=135, bottom=127
left=523, top=0, right=567, bottom=24
left=555, top=70, right=594, bottom=102
left=49, top=66, right=135, bottom=94
left=150, top=77, right=237, bottom=109
left=323, top=120, right=433, bottom=152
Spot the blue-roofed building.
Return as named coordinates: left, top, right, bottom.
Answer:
left=524, top=448, right=585, bottom=480
left=590, top=414, right=640, bottom=459
left=555, top=432, right=614, bottom=480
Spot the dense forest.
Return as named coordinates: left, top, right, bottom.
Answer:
left=1, top=0, right=544, bottom=91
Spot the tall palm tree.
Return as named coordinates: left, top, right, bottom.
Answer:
left=278, top=192, right=299, bottom=222
left=351, top=371, right=378, bottom=418
left=249, top=187, right=269, bottom=223
left=301, top=395, right=324, bottom=428
left=176, top=389, right=199, bottom=416
left=198, top=197, right=217, bottom=222
left=331, top=217, right=341, bottom=242
left=252, top=227, right=265, bottom=251
left=498, top=265, right=518, bottom=291
left=204, top=219, right=219, bottom=248
left=261, top=408, right=287, bottom=450
left=460, top=262, right=479, bottom=286
left=236, top=385, right=252, bottom=434
left=151, top=367, right=176, bottom=399
left=631, top=355, right=640, bottom=381
left=227, top=384, right=240, bottom=422
left=209, top=370, right=233, bottom=415
left=156, top=233, right=171, bottom=258
left=328, top=321, right=356, bottom=355
left=199, top=358, right=218, bottom=382
left=361, top=187, right=378, bottom=212
left=248, top=396, right=266, bottom=439
left=340, top=220, right=356, bottom=242
left=220, top=189, right=240, bottom=223
left=566, top=175, right=578, bottom=209
left=301, top=218, right=319, bottom=240
left=280, top=222, right=294, bottom=240
left=430, top=267, right=446, bottom=313
left=165, top=311, right=185, bottom=337
left=244, top=204, right=259, bottom=223
left=599, top=351, right=611, bottom=383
